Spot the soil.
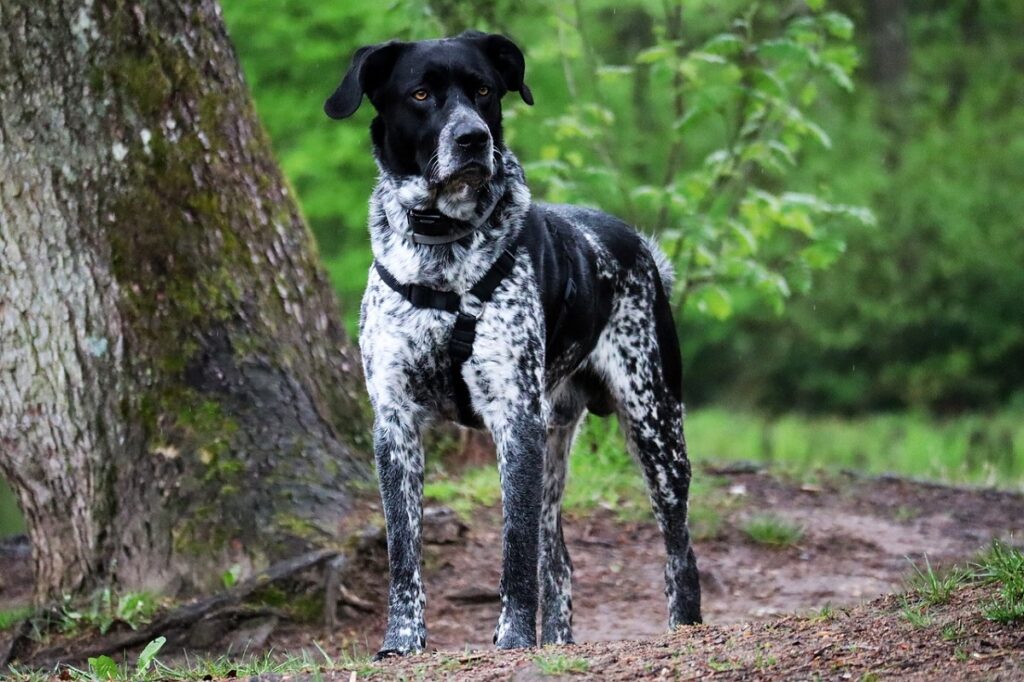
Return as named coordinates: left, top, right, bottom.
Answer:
left=2, top=467, right=1023, bottom=679
left=280, top=468, right=1024, bottom=653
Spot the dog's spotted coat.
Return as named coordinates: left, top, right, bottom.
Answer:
left=328, top=31, right=700, bottom=658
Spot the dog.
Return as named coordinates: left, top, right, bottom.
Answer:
left=324, top=30, right=701, bottom=658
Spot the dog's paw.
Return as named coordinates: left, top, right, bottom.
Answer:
left=376, top=624, right=426, bottom=660
left=493, top=622, right=536, bottom=650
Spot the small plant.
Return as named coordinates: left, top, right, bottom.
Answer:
left=899, top=598, right=932, bottom=629
left=811, top=602, right=836, bottom=622
left=753, top=647, right=778, bottom=670
left=954, top=648, right=969, bottom=662
left=68, top=636, right=165, bottom=681
left=58, top=589, right=159, bottom=636
left=742, top=514, right=804, bottom=548
left=221, top=563, right=242, bottom=589
left=941, top=622, right=964, bottom=641
left=531, top=651, right=590, bottom=676
left=907, top=555, right=968, bottom=606
left=707, top=657, right=739, bottom=672
left=973, top=539, right=1024, bottom=624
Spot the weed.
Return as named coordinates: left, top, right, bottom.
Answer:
left=954, top=648, right=969, bottom=662
left=973, top=540, right=1024, bottom=623
left=742, top=514, right=804, bottom=548
left=899, top=598, right=932, bottom=628
left=707, top=657, right=738, bottom=672
left=906, top=555, right=968, bottom=605
left=941, top=621, right=964, bottom=641
left=811, top=603, right=836, bottom=622
left=753, top=647, right=777, bottom=670
left=57, top=589, right=159, bottom=636
left=531, top=650, right=590, bottom=675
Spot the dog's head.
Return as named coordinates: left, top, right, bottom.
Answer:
left=324, top=31, right=532, bottom=195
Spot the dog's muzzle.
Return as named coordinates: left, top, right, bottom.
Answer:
left=437, top=107, right=494, bottom=188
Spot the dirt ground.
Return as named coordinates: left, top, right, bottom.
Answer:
left=2, top=467, right=1023, bottom=679
left=294, top=468, right=1024, bottom=654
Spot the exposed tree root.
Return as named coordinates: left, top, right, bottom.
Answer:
left=3, top=549, right=341, bottom=670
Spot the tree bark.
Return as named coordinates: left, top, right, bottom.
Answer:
left=0, top=0, right=371, bottom=603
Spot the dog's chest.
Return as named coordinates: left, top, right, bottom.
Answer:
left=359, top=259, right=545, bottom=417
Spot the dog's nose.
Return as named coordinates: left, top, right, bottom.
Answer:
left=454, top=125, right=489, bottom=151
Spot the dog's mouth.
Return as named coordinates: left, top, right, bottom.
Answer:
left=439, top=162, right=492, bottom=191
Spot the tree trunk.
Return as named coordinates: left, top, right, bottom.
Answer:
left=0, top=0, right=371, bottom=604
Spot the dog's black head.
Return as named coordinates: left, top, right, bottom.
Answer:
left=324, top=31, right=532, bottom=192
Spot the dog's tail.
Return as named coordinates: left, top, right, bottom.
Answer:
left=640, top=233, right=676, bottom=293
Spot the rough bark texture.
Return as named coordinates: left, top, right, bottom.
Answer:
left=0, top=0, right=371, bottom=603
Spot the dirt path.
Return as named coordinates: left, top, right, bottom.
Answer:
left=2, top=469, right=1023, bottom=678
left=305, top=469, right=1024, bottom=654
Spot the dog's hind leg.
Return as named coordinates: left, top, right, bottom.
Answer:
left=540, top=396, right=585, bottom=645
left=589, top=270, right=702, bottom=629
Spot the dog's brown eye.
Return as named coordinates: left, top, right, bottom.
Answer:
left=412, top=89, right=429, bottom=101
left=477, top=86, right=490, bottom=97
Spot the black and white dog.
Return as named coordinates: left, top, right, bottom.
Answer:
left=324, top=30, right=701, bottom=658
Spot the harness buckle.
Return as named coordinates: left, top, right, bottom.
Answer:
left=460, top=293, right=485, bottom=320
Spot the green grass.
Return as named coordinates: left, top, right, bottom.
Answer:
left=686, top=408, right=1024, bottom=489
left=973, top=539, right=1024, bottom=624
left=531, top=650, right=590, bottom=675
left=2, top=644, right=378, bottom=682
left=899, top=597, right=933, bottom=628
left=424, top=415, right=735, bottom=530
left=0, top=606, right=32, bottom=631
left=906, top=556, right=969, bottom=606
left=741, top=514, right=805, bottom=548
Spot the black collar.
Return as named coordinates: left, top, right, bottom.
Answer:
left=407, top=208, right=477, bottom=245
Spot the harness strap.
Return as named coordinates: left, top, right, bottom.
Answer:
left=373, top=245, right=519, bottom=425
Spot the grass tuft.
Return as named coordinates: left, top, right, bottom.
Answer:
left=899, top=600, right=932, bottom=629
left=531, top=650, right=590, bottom=675
left=742, top=514, right=804, bottom=548
left=973, top=539, right=1024, bottom=623
left=906, top=555, right=969, bottom=606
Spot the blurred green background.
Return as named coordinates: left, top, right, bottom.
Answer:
left=3, top=0, right=1023, bottom=537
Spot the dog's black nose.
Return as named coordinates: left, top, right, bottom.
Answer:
left=455, top=125, right=489, bottom=150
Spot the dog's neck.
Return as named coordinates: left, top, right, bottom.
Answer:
left=369, top=149, right=531, bottom=292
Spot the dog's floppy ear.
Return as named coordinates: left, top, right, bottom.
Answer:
left=324, top=41, right=405, bottom=120
left=465, top=31, right=534, bottom=106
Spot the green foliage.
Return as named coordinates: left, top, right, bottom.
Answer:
left=741, top=514, right=804, bottom=548
left=221, top=563, right=242, bottom=589
left=219, top=0, right=867, bottom=332
left=217, top=0, right=1021, bottom=414
left=686, top=2, right=1024, bottom=412
left=58, top=589, right=159, bottom=636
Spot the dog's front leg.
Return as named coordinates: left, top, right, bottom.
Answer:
left=489, top=410, right=545, bottom=649
left=372, top=407, right=427, bottom=659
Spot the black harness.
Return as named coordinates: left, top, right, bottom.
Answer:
left=375, top=206, right=578, bottom=426
left=374, top=208, right=519, bottom=425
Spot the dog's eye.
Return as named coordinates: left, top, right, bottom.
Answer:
left=412, top=89, right=429, bottom=101
left=477, top=85, right=490, bottom=97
